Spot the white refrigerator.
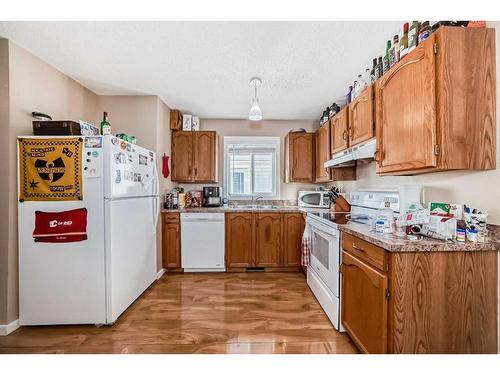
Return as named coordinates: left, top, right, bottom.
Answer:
left=18, top=135, right=159, bottom=325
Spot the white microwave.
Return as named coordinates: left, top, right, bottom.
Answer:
left=298, top=191, right=330, bottom=208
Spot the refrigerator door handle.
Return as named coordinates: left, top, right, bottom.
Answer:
left=153, top=160, right=159, bottom=197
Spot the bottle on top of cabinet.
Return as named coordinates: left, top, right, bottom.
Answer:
left=346, top=85, right=353, bottom=104
left=407, top=21, right=420, bottom=53
left=418, top=21, right=431, bottom=43
left=382, top=40, right=392, bottom=73
left=399, top=22, right=410, bottom=59
left=370, top=58, right=378, bottom=83
left=375, top=56, right=383, bottom=79
left=389, top=34, right=399, bottom=67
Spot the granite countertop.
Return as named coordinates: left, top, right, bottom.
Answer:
left=162, top=206, right=500, bottom=252
left=161, top=206, right=304, bottom=213
left=338, top=222, right=500, bottom=253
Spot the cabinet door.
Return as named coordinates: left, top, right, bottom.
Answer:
left=171, top=131, right=193, bottom=182
left=341, top=251, right=388, bottom=354
left=225, top=213, right=253, bottom=268
left=315, top=124, right=332, bottom=182
left=162, top=222, right=181, bottom=268
left=282, top=213, right=304, bottom=267
left=331, top=107, right=349, bottom=154
left=285, top=133, right=314, bottom=182
left=255, top=213, right=282, bottom=267
left=349, top=85, right=374, bottom=146
left=193, top=131, right=217, bottom=182
left=375, top=34, right=437, bottom=173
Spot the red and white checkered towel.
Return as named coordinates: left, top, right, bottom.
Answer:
left=301, top=221, right=312, bottom=267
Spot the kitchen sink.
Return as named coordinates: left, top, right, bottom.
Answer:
left=233, top=204, right=279, bottom=209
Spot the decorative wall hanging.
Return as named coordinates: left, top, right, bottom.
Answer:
left=18, top=137, right=83, bottom=202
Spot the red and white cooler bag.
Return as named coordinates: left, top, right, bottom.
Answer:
left=33, top=208, right=88, bottom=243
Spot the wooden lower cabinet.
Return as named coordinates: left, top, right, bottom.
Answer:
left=225, top=212, right=254, bottom=268
left=341, top=232, right=498, bottom=353
left=255, top=213, right=282, bottom=267
left=341, top=251, right=388, bottom=354
left=282, top=213, right=305, bottom=267
left=162, top=213, right=181, bottom=270
left=225, top=212, right=304, bottom=270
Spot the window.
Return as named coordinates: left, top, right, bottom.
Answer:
left=224, top=136, right=280, bottom=199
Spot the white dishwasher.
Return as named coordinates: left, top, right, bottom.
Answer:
left=181, top=213, right=225, bottom=272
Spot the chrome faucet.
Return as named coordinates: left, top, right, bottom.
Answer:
left=251, top=196, right=263, bottom=206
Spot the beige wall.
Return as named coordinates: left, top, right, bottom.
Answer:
left=0, top=40, right=100, bottom=325
left=177, top=119, right=320, bottom=200
left=0, top=41, right=172, bottom=325
left=96, top=95, right=173, bottom=270
left=0, top=39, right=11, bottom=325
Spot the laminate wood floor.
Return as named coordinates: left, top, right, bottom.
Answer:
left=0, top=272, right=357, bottom=354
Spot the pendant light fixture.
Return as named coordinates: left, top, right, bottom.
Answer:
left=248, top=77, right=263, bottom=121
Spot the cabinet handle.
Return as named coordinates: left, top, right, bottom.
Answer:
left=342, top=130, right=348, bottom=140
left=348, top=127, right=353, bottom=138
left=374, top=150, right=380, bottom=162
left=352, top=243, right=365, bottom=252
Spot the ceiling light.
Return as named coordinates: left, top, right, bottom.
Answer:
left=248, top=77, right=263, bottom=121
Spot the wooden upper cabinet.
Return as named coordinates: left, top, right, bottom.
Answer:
left=171, top=131, right=193, bottom=181
left=225, top=213, right=253, bottom=268
left=330, top=107, right=349, bottom=155
left=255, top=213, right=282, bottom=267
left=193, top=131, right=218, bottom=182
left=285, top=132, right=315, bottom=182
left=282, top=213, right=304, bottom=267
left=171, top=131, right=218, bottom=182
left=375, top=27, right=496, bottom=175
left=349, top=85, right=374, bottom=146
left=375, top=33, right=437, bottom=173
left=341, top=251, right=388, bottom=354
left=315, top=124, right=332, bottom=182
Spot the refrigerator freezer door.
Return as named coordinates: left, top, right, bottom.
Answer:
left=105, top=196, right=157, bottom=323
left=18, top=142, right=106, bottom=325
left=104, top=135, right=158, bottom=199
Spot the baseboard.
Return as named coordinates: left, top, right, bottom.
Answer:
left=0, top=319, right=20, bottom=336
left=156, top=268, right=166, bottom=280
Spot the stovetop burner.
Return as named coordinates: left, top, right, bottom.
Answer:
left=309, top=211, right=372, bottom=225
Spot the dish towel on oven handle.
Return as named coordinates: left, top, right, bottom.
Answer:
left=301, top=220, right=312, bottom=267
left=33, top=208, right=88, bottom=243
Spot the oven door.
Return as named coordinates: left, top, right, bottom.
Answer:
left=308, top=217, right=340, bottom=297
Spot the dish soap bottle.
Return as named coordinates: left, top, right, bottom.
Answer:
left=100, top=112, right=111, bottom=135
left=377, top=197, right=395, bottom=234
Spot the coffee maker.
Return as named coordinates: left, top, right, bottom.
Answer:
left=202, top=187, right=222, bottom=207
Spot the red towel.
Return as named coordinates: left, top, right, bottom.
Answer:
left=33, top=208, right=88, bottom=243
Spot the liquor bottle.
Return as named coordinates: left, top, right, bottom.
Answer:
left=418, top=21, right=431, bottom=43
left=389, top=34, right=399, bottom=67
left=363, top=68, right=371, bottom=89
left=375, top=56, right=383, bottom=79
left=399, top=22, right=410, bottom=59
left=100, top=112, right=111, bottom=135
left=370, top=58, right=378, bottom=83
left=407, top=21, right=421, bottom=53
left=346, top=86, right=353, bottom=104
left=382, top=40, right=391, bottom=73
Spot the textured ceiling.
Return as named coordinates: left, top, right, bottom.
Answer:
left=0, top=21, right=402, bottom=120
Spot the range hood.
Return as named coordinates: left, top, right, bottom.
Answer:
left=324, top=138, right=376, bottom=168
